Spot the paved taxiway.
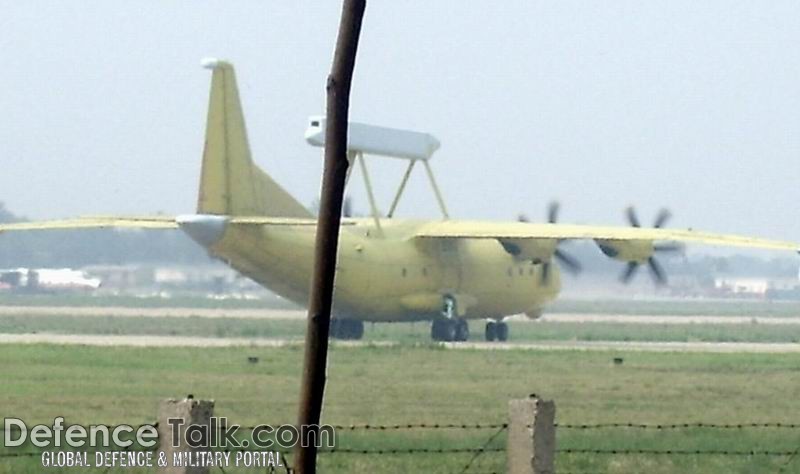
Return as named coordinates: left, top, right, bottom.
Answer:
left=1, top=333, right=798, bottom=353
left=3, top=306, right=800, bottom=325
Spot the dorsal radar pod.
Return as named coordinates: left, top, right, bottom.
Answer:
left=304, top=117, right=448, bottom=232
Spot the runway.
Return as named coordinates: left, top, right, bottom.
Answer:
left=1, top=333, right=798, bottom=353
left=3, top=306, right=800, bottom=325
left=538, top=313, right=800, bottom=325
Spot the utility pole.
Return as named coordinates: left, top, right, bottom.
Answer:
left=294, top=1, right=366, bottom=473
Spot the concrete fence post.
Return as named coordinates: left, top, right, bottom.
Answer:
left=157, top=397, right=215, bottom=474
left=507, top=397, right=556, bottom=474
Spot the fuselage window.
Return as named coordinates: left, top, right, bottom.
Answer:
left=529, top=267, right=534, bottom=276
left=507, top=268, right=513, bottom=277
left=422, top=267, right=428, bottom=277
left=401, top=268, right=407, bottom=277
left=519, top=267, right=524, bottom=276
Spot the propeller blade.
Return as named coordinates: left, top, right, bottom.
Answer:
left=647, top=257, right=667, bottom=285
left=654, top=242, right=683, bottom=253
left=626, top=206, right=641, bottom=227
left=621, top=262, right=639, bottom=283
left=653, top=208, right=672, bottom=228
left=547, top=201, right=560, bottom=224
left=554, top=249, right=582, bottom=274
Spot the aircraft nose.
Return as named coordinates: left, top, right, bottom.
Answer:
left=176, top=214, right=228, bottom=247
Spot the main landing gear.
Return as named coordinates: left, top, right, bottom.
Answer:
left=431, top=318, right=469, bottom=342
left=484, top=320, right=508, bottom=342
left=330, top=318, right=364, bottom=340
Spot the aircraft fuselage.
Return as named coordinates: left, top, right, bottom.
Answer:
left=202, top=217, right=560, bottom=322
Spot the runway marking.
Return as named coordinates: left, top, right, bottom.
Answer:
left=3, top=307, right=800, bottom=325
left=1, top=333, right=798, bottom=353
left=445, top=341, right=800, bottom=353
left=540, top=313, right=800, bottom=325
left=0, top=333, right=396, bottom=348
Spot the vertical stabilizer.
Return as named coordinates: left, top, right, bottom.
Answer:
left=197, top=58, right=312, bottom=218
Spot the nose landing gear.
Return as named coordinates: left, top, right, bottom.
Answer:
left=431, top=295, right=469, bottom=342
left=431, top=318, right=469, bottom=342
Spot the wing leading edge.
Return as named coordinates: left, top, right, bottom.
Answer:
left=0, top=215, right=328, bottom=234
left=413, top=221, right=799, bottom=253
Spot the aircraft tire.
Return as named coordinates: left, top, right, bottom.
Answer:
left=349, top=320, right=364, bottom=340
left=441, top=320, right=457, bottom=342
left=485, top=321, right=497, bottom=341
left=455, top=319, right=469, bottom=342
left=330, top=319, right=363, bottom=340
left=431, top=319, right=457, bottom=342
left=496, top=322, right=509, bottom=342
left=430, top=320, right=441, bottom=341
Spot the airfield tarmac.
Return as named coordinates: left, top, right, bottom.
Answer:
left=2, top=333, right=800, bottom=353
left=2, top=304, right=800, bottom=353
left=3, top=305, right=800, bottom=325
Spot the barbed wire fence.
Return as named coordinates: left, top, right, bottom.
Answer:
left=3, top=418, right=799, bottom=473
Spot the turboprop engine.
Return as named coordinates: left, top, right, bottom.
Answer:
left=595, top=207, right=682, bottom=284
left=504, top=202, right=582, bottom=284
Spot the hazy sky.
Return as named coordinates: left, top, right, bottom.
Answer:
left=3, top=1, right=799, bottom=244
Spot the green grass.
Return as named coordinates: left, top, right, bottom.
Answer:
left=2, top=344, right=800, bottom=473
left=2, top=314, right=800, bottom=343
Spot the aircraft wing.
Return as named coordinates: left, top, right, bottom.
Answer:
left=413, top=221, right=799, bottom=252
left=0, top=215, right=340, bottom=233
left=0, top=216, right=180, bottom=232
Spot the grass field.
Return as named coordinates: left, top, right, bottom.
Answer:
left=2, top=344, right=800, bottom=473
left=2, top=295, right=800, bottom=472
left=2, top=314, right=800, bottom=344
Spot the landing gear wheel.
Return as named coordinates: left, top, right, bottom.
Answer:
left=348, top=320, right=364, bottom=340
left=441, top=320, right=457, bottom=341
left=455, top=319, right=469, bottom=342
left=496, top=322, right=509, bottom=342
left=485, top=321, right=497, bottom=342
left=431, top=319, right=445, bottom=341
left=330, top=319, right=341, bottom=339
left=431, top=319, right=458, bottom=342
left=331, top=319, right=364, bottom=340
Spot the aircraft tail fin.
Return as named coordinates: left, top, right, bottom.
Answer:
left=196, top=59, right=312, bottom=218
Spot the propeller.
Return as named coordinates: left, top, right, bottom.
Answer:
left=619, top=206, right=682, bottom=285
left=520, top=202, right=582, bottom=283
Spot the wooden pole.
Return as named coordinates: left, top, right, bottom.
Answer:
left=294, top=1, right=366, bottom=473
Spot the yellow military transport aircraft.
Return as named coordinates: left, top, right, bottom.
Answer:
left=2, top=60, right=797, bottom=342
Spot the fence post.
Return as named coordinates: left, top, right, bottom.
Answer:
left=507, top=397, right=556, bottom=474
left=157, top=397, right=215, bottom=474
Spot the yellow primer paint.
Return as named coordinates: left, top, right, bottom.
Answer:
left=204, top=219, right=559, bottom=322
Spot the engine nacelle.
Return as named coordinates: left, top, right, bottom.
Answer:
left=595, top=239, right=654, bottom=263
left=499, top=238, right=558, bottom=263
